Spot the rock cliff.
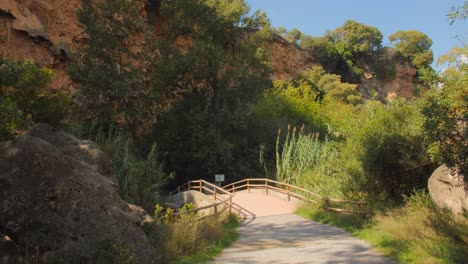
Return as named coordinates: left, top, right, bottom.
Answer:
left=0, top=0, right=419, bottom=100
left=267, top=34, right=318, bottom=80
left=358, top=60, right=419, bottom=100
left=0, top=0, right=84, bottom=91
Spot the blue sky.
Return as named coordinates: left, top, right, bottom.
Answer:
left=247, top=0, right=467, bottom=68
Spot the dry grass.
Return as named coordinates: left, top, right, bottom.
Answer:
left=298, top=191, right=468, bottom=264
left=164, top=215, right=225, bottom=257
left=359, top=192, right=468, bottom=264
left=145, top=210, right=237, bottom=263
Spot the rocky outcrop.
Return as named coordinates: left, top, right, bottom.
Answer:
left=267, top=34, right=318, bottom=80
left=0, top=124, right=156, bottom=263
left=359, top=60, right=418, bottom=100
left=0, top=0, right=84, bottom=91
left=428, top=165, right=467, bottom=215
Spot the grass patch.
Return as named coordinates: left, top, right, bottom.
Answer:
left=145, top=211, right=240, bottom=263
left=297, top=192, right=468, bottom=264
left=175, top=215, right=240, bottom=264
left=295, top=204, right=366, bottom=233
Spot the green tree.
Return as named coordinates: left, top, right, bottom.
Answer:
left=300, top=36, right=341, bottom=73
left=275, top=26, right=287, bottom=36
left=449, top=0, right=468, bottom=24
left=326, top=20, right=383, bottom=82
left=69, top=0, right=152, bottom=129
left=389, top=30, right=433, bottom=68
left=149, top=0, right=272, bottom=183
left=331, top=20, right=383, bottom=60
left=422, top=46, right=468, bottom=177
left=285, top=28, right=303, bottom=44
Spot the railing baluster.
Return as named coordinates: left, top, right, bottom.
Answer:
left=170, top=177, right=366, bottom=220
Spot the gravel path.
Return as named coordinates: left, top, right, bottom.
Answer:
left=214, top=190, right=394, bottom=264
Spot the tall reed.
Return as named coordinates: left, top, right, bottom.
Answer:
left=67, top=120, right=173, bottom=207
left=275, top=125, right=343, bottom=197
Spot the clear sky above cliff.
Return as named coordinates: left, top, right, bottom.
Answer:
left=247, top=0, right=467, bottom=69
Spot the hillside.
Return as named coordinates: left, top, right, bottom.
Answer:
left=0, top=0, right=419, bottom=100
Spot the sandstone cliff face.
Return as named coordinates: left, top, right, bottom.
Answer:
left=0, top=0, right=419, bottom=100
left=0, top=124, right=156, bottom=263
left=267, top=35, right=318, bottom=80
left=0, top=0, right=84, bottom=91
left=359, top=60, right=418, bottom=100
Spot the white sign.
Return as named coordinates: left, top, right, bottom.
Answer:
left=215, top=174, right=225, bottom=182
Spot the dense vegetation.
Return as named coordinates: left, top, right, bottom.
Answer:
left=276, top=20, right=434, bottom=84
left=0, top=59, right=70, bottom=139
left=1, top=0, right=467, bottom=262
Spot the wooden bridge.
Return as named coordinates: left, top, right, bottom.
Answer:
left=169, top=178, right=366, bottom=221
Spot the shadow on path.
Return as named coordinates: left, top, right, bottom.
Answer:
left=215, top=190, right=394, bottom=264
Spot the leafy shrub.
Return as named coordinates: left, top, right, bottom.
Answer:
left=0, top=97, right=28, bottom=140
left=0, top=58, right=70, bottom=140
left=93, top=238, right=135, bottom=264
left=300, top=35, right=341, bottom=73
left=342, top=100, right=433, bottom=203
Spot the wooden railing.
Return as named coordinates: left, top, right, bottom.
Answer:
left=169, top=180, right=235, bottom=220
left=223, top=178, right=367, bottom=214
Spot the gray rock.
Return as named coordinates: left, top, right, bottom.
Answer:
left=428, top=164, right=467, bottom=215
left=0, top=124, right=157, bottom=263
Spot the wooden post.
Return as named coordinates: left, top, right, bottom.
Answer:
left=188, top=181, right=191, bottom=190
left=265, top=181, right=268, bottom=195
left=247, top=179, right=250, bottom=193
left=287, top=186, right=290, bottom=202
left=229, top=197, right=232, bottom=214
left=199, top=183, right=202, bottom=193
left=214, top=204, right=218, bottom=214
left=177, top=186, right=180, bottom=193
left=214, top=188, right=217, bottom=201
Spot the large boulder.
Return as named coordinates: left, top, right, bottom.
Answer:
left=428, top=164, right=467, bottom=215
left=0, top=124, right=156, bottom=263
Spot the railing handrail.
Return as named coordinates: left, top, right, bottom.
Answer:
left=169, top=178, right=367, bottom=216
left=222, top=178, right=367, bottom=214
left=169, top=180, right=235, bottom=219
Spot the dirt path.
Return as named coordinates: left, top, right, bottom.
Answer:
left=215, top=190, right=394, bottom=264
